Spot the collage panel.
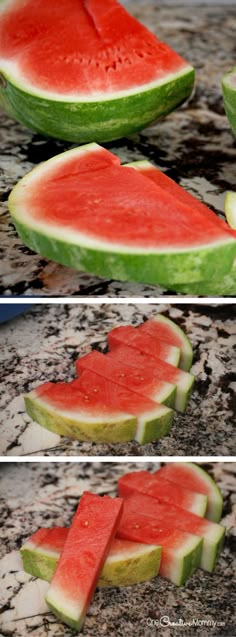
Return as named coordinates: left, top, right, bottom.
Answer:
left=0, top=1, right=235, bottom=298
left=1, top=460, right=235, bottom=636
left=0, top=301, right=235, bottom=458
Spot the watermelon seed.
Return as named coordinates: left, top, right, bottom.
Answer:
left=93, top=389, right=98, bottom=393
left=84, top=521, right=89, bottom=526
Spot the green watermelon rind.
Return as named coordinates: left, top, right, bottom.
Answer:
left=134, top=404, right=173, bottom=445
left=200, top=524, right=225, bottom=573
left=0, top=64, right=195, bottom=143
left=159, top=535, right=203, bottom=586
left=20, top=540, right=161, bottom=588
left=24, top=392, right=137, bottom=443
left=222, top=67, right=236, bottom=138
left=172, top=262, right=236, bottom=296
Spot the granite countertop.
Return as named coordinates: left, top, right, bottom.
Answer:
left=0, top=303, right=235, bottom=457
left=0, top=461, right=235, bottom=637
left=0, top=3, right=236, bottom=297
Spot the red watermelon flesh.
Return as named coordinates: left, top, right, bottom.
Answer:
left=14, top=145, right=235, bottom=250
left=0, top=0, right=190, bottom=97
left=117, top=508, right=202, bottom=585
left=46, top=492, right=123, bottom=631
left=132, top=161, right=236, bottom=239
left=122, top=492, right=225, bottom=572
left=108, top=339, right=194, bottom=412
left=118, top=471, right=207, bottom=516
left=107, top=325, right=180, bottom=365
left=76, top=350, right=177, bottom=407
left=155, top=463, right=223, bottom=523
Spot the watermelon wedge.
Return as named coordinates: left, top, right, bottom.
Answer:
left=46, top=492, right=123, bottom=631
left=222, top=67, right=236, bottom=138
left=76, top=350, right=177, bottom=409
left=118, top=471, right=207, bottom=517
left=138, top=314, right=193, bottom=372
left=0, top=0, right=194, bottom=142
left=117, top=507, right=203, bottom=586
left=156, top=463, right=223, bottom=523
left=108, top=337, right=194, bottom=412
left=21, top=527, right=161, bottom=588
left=123, top=492, right=225, bottom=573
left=8, top=144, right=236, bottom=288
left=25, top=372, right=174, bottom=445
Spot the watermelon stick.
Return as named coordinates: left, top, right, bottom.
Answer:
left=117, top=506, right=202, bottom=586
left=122, top=492, right=225, bottom=573
left=118, top=470, right=208, bottom=517
left=46, top=492, right=123, bottom=631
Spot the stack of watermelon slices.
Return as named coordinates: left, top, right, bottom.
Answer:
left=8, top=144, right=236, bottom=295
left=20, top=463, right=225, bottom=632
left=25, top=314, right=195, bottom=445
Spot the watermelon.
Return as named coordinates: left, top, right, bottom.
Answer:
left=25, top=371, right=174, bottom=445
left=0, top=0, right=194, bottom=143
left=106, top=326, right=180, bottom=367
left=108, top=336, right=194, bottom=412
left=76, top=350, right=177, bottom=409
left=46, top=492, right=123, bottom=631
left=138, top=314, right=193, bottom=371
left=118, top=471, right=207, bottom=517
left=21, top=527, right=161, bottom=588
left=25, top=380, right=137, bottom=443
left=222, top=67, right=236, bottom=138
left=117, top=507, right=203, bottom=586
left=124, top=492, right=225, bottom=573
left=156, top=463, right=223, bottom=523
left=8, top=144, right=236, bottom=288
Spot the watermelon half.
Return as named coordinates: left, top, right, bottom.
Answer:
left=46, top=492, right=123, bottom=631
left=118, top=471, right=208, bottom=517
left=25, top=371, right=174, bottom=445
left=0, top=0, right=194, bottom=143
left=138, top=314, right=193, bottom=372
left=123, top=492, right=225, bottom=573
left=8, top=144, right=236, bottom=288
left=156, top=463, right=224, bottom=523
left=21, top=527, right=161, bottom=588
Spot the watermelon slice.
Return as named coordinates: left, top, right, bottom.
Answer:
left=108, top=337, right=194, bottom=412
left=25, top=371, right=174, bottom=445
left=25, top=380, right=137, bottom=443
left=156, top=463, right=223, bottom=522
left=46, top=492, right=123, bottom=631
left=21, top=527, right=161, bottom=588
left=118, top=471, right=207, bottom=517
left=123, top=492, right=225, bottom=573
left=138, top=314, right=193, bottom=372
left=0, top=0, right=194, bottom=142
left=8, top=144, right=236, bottom=288
left=76, top=350, right=177, bottom=409
left=222, top=67, right=236, bottom=138
left=117, top=507, right=203, bottom=586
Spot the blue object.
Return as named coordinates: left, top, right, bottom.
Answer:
left=0, top=305, right=32, bottom=323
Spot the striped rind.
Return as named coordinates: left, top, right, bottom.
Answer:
left=222, top=67, right=236, bottom=138
left=0, top=65, right=195, bottom=142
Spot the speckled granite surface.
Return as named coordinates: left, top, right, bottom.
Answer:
left=0, top=461, right=235, bottom=637
left=0, top=3, right=236, bottom=297
left=0, top=303, right=235, bottom=456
